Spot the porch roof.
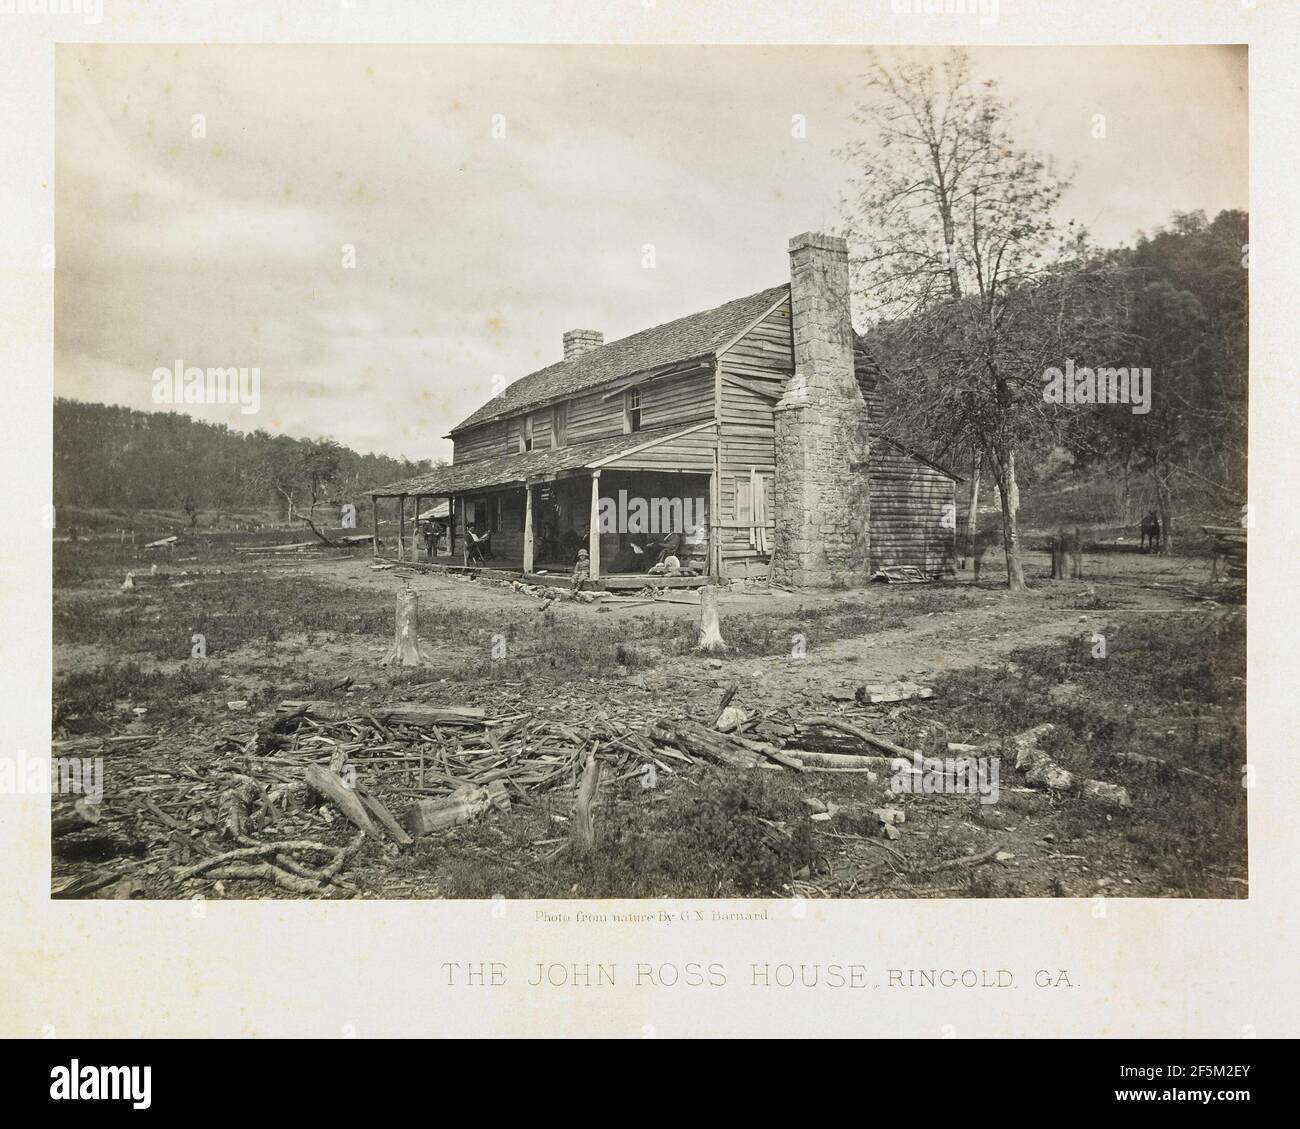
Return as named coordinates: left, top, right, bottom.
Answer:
left=369, top=425, right=690, bottom=497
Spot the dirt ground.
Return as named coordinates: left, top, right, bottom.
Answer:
left=50, top=539, right=1246, bottom=901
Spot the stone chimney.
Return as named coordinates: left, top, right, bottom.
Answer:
left=563, top=329, right=603, bottom=362
left=770, top=232, right=872, bottom=588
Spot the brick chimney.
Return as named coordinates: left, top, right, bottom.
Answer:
left=770, top=232, right=872, bottom=588
left=563, top=329, right=603, bottom=361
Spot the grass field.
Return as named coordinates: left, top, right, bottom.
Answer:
left=50, top=531, right=1246, bottom=899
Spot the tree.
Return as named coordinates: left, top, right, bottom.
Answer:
left=1060, top=210, right=1249, bottom=548
left=841, top=48, right=1076, bottom=589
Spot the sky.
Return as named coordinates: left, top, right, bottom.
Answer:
left=54, top=44, right=1247, bottom=463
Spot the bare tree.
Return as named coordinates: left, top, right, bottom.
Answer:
left=841, top=49, right=1075, bottom=590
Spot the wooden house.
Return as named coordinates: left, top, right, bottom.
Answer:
left=370, top=232, right=958, bottom=588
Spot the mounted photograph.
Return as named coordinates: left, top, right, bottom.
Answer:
left=49, top=43, right=1248, bottom=901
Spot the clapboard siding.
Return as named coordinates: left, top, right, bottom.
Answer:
left=601, top=426, right=717, bottom=472
left=566, top=364, right=715, bottom=445
left=641, top=369, right=715, bottom=429
left=567, top=387, right=623, bottom=443
left=869, top=443, right=957, bottom=573
left=716, top=298, right=790, bottom=574
left=454, top=419, right=510, bottom=463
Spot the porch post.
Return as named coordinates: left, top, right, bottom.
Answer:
left=414, top=494, right=423, bottom=560
left=709, top=464, right=721, bottom=580
left=371, top=496, right=379, bottom=557
left=523, top=482, right=534, bottom=574
left=447, top=495, right=455, bottom=559
left=398, top=494, right=407, bottom=561
left=589, top=470, right=601, bottom=580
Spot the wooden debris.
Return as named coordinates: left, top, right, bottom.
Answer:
left=652, top=720, right=763, bottom=770
left=405, top=783, right=503, bottom=836
left=277, top=701, right=484, bottom=726
left=574, top=747, right=603, bottom=849
left=51, top=797, right=102, bottom=838
left=303, top=764, right=386, bottom=841
left=856, top=681, right=934, bottom=704
left=355, top=783, right=414, bottom=847
left=1005, top=724, right=1131, bottom=809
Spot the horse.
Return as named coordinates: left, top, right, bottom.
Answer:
left=959, top=527, right=1003, bottom=582
left=1050, top=527, right=1084, bottom=579
left=1140, top=511, right=1163, bottom=553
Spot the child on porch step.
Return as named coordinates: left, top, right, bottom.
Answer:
left=572, top=548, right=590, bottom=591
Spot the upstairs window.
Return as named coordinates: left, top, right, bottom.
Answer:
left=552, top=402, right=567, bottom=449
left=520, top=413, right=534, bottom=452
left=625, top=387, right=642, bottom=433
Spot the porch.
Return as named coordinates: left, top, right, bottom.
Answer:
left=368, top=431, right=720, bottom=587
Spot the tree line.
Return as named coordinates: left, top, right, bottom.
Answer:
left=53, top=400, right=438, bottom=529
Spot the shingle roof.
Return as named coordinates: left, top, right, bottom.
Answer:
left=448, top=284, right=790, bottom=435
left=370, top=425, right=691, bottom=497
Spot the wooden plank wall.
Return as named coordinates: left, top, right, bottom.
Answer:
left=456, top=365, right=716, bottom=460
left=453, top=418, right=509, bottom=464
left=601, top=426, right=716, bottom=473
left=717, top=299, right=791, bottom=576
left=869, top=442, right=957, bottom=573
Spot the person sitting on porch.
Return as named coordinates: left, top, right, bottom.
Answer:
left=653, top=530, right=684, bottom=566
left=572, top=548, right=590, bottom=591
left=624, top=532, right=653, bottom=572
left=467, top=524, right=492, bottom=563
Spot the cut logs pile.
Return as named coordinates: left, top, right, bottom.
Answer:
left=52, top=678, right=1138, bottom=898
left=52, top=698, right=694, bottom=898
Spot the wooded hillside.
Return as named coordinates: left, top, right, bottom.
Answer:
left=54, top=400, right=437, bottom=524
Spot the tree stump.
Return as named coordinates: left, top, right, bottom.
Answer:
left=696, top=585, right=727, bottom=652
left=381, top=584, right=426, bottom=666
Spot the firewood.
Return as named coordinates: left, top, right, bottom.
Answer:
left=856, top=681, right=934, bottom=704
left=712, top=684, right=738, bottom=726
left=802, top=716, right=917, bottom=760
left=653, top=721, right=763, bottom=769
left=303, top=764, right=385, bottom=841
left=404, top=784, right=495, bottom=836
left=277, top=701, right=484, bottom=727
left=354, top=783, right=414, bottom=846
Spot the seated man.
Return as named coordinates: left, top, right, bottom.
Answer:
left=624, top=532, right=653, bottom=573
left=653, top=530, right=684, bottom=566
left=466, top=524, right=492, bottom=563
